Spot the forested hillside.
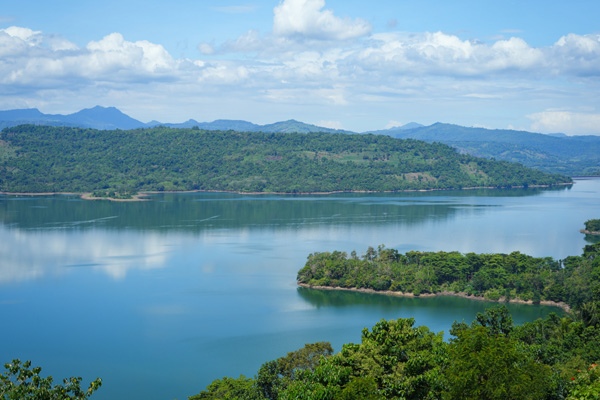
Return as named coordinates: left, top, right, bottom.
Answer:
left=0, top=125, right=571, bottom=194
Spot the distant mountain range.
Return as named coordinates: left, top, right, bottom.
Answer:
left=0, top=106, right=354, bottom=134
left=368, top=123, right=600, bottom=176
left=1, top=106, right=598, bottom=176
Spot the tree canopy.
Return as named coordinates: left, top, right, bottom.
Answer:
left=0, top=359, right=101, bottom=400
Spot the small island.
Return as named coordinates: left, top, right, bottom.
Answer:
left=297, top=243, right=600, bottom=312
left=581, top=218, right=600, bottom=235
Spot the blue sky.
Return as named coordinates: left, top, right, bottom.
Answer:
left=1, top=0, right=600, bottom=134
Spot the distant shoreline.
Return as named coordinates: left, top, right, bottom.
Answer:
left=0, top=181, right=575, bottom=201
left=297, top=283, right=572, bottom=313
left=0, top=192, right=151, bottom=202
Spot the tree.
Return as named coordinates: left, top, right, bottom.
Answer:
left=189, top=375, right=263, bottom=400
left=0, top=359, right=101, bottom=400
left=445, top=326, right=551, bottom=400
left=256, top=342, right=333, bottom=400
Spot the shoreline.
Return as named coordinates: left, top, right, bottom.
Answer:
left=580, top=229, right=600, bottom=236
left=297, top=283, right=572, bottom=313
left=0, top=181, right=575, bottom=201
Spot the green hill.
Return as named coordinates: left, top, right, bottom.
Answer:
left=0, top=125, right=571, bottom=195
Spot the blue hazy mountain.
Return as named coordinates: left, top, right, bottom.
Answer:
left=0, top=106, right=144, bottom=130
left=0, top=106, right=351, bottom=133
left=369, top=122, right=600, bottom=176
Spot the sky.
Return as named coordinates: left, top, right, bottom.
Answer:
left=1, top=0, right=600, bottom=135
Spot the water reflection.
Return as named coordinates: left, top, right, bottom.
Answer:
left=297, top=287, right=565, bottom=329
left=0, top=184, right=567, bottom=233
left=0, top=225, right=170, bottom=283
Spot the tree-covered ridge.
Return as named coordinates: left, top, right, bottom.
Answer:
left=0, top=125, right=570, bottom=194
left=193, top=305, right=600, bottom=399
left=297, top=243, right=600, bottom=308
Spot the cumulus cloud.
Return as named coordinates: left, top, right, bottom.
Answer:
left=85, top=33, right=176, bottom=76
left=351, top=32, right=550, bottom=77
left=0, top=27, right=183, bottom=86
left=2, top=0, right=600, bottom=132
left=273, top=0, right=371, bottom=40
left=550, top=33, right=600, bottom=76
left=527, top=110, right=600, bottom=135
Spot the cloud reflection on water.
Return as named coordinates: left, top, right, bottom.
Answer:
left=0, top=226, right=170, bottom=283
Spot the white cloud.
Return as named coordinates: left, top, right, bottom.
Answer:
left=316, top=120, right=343, bottom=130
left=4, top=26, right=41, bottom=42
left=550, top=33, right=600, bottom=76
left=273, top=0, right=371, bottom=40
left=2, top=3, right=600, bottom=132
left=527, top=110, right=600, bottom=135
left=197, top=42, right=215, bottom=55
left=85, top=33, right=176, bottom=75
left=385, top=120, right=403, bottom=129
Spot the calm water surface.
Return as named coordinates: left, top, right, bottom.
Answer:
left=1, top=179, right=599, bottom=400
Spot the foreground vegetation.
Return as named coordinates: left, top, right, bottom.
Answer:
left=0, top=359, right=101, bottom=399
left=193, top=304, right=600, bottom=399
left=0, top=125, right=571, bottom=195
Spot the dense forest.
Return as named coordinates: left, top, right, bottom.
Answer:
left=192, top=304, right=600, bottom=399
left=297, top=243, right=600, bottom=309
left=0, top=125, right=571, bottom=195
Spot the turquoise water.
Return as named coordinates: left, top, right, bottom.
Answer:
left=0, top=179, right=598, bottom=400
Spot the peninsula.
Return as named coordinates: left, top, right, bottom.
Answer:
left=296, top=243, right=600, bottom=311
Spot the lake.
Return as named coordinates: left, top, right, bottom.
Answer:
left=1, top=179, right=599, bottom=400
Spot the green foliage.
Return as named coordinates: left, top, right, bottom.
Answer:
left=446, top=326, right=552, bottom=399
left=0, top=125, right=570, bottom=194
left=332, top=318, right=447, bottom=399
left=584, top=219, right=600, bottom=233
left=472, top=304, right=514, bottom=336
left=195, top=306, right=600, bottom=400
left=189, top=376, right=263, bottom=400
left=256, top=342, right=333, bottom=399
left=298, top=245, right=599, bottom=309
left=0, top=359, right=101, bottom=400
left=568, top=363, right=600, bottom=400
